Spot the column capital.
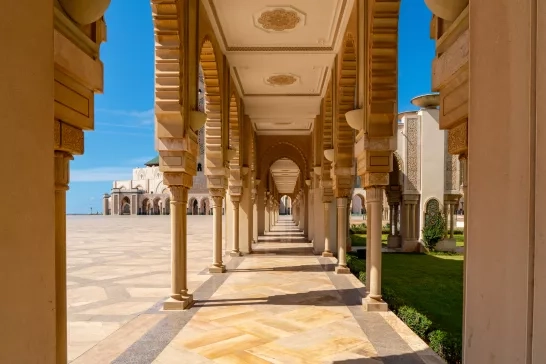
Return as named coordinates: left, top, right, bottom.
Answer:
left=168, top=185, right=188, bottom=204
left=231, top=198, right=240, bottom=207
left=228, top=184, right=243, bottom=197
left=365, top=186, right=384, bottom=203
left=209, top=188, right=226, bottom=199
left=54, top=151, right=74, bottom=191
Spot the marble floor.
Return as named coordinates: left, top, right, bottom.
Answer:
left=67, top=215, right=443, bottom=364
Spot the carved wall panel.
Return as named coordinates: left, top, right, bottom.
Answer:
left=404, top=117, right=420, bottom=192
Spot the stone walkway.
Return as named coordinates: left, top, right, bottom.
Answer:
left=68, top=216, right=443, bottom=364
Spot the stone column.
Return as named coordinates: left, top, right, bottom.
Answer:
left=364, top=186, right=388, bottom=311
left=163, top=185, right=193, bottom=310
left=322, top=201, right=334, bottom=257
left=394, top=204, right=400, bottom=236
left=230, top=197, right=242, bottom=256
left=335, top=197, right=350, bottom=274
left=54, top=151, right=72, bottom=364
left=210, top=189, right=226, bottom=273
left=449, top=203, right=456, bottom=239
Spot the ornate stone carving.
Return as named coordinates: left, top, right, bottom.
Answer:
left=365, top=186, right=384, bottom=203
left=169, top=185, right=188, bottom=203
left=444, top=144, right=459, bottom=191
left=54, top=151, right=73, bottom=191
left=266, top=74, right=297, bottom=86
left=405, top=117, right=420, bottom=192
left=163, top=172, right=193, bottom=189
left=55, top=121, right=84, bottom=155
left=448, top=121, right=468, bottom=155
left=209, top=188, right=226, bottom=199
left=363, top=172, right=389, bottom=188
left=257, top=9, right=301, bottom=32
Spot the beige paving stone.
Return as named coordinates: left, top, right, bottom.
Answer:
left=66, top=216, right=438, bottom=363
left=67, top=286, right=108, bottom=307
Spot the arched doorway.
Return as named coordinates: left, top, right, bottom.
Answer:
left=280, top=195, right=292, bottom=215
left=192, top=199, right=198, bottom=216
left=153, top=197, right=161, bottom=215
left=141, top=198, right=150, bottom=215
left=351, top=194, right=365, bottom=216
left=121, top=197, right=131, bottom=215
left=164, top=198, right=170, bottom=215
left=200, top=197, right=210, bottom=215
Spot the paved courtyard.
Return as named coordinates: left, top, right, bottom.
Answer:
left=67, top=216, right=443, bottom=364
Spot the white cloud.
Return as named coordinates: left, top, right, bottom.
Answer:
left=71, top=167, right=131, bottom=182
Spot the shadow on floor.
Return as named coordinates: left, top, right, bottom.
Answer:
left=193, top=288, right=367, bottom=308
left=333, top=349, right=445, bottom=364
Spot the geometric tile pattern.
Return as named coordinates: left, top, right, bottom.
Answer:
left=67, top=216, right=444, bottom=363
left=67, top=215, right=218, bottom=362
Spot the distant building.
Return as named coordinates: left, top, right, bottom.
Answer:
left=103, top=67, right=213, bottom=216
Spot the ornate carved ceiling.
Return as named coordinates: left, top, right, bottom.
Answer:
left=202, top=0, right=355, bottom=136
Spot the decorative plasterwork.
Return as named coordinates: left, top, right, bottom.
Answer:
left=448, top=121, right=468, bottom=155
left=233, top=67, right=328, bottom=97
left=444, top=136, right=459, bottom=192
left=255, top=8, right=304, bottom=33
left=265, top=74, right=298, bottom=87
left=404, top=117, right=420, bottom=192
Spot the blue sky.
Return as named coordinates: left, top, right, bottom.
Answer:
left=67, top=1, right=434, bottom=214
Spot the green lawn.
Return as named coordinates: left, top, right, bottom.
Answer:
left=350, top=233, right=388, bottom=246
left=382, top=253, right=464, bottom=334
left=454, top=234, right=465, bottom=246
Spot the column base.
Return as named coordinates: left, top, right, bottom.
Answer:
left=363, top=297, right=388, bottom=312
left=322, top=251, right=334, bottom=257
left=387, top=235, right=402, bottom=249
left=163, top=294, right=194, bottom=310
left=230, top=251, right=242, bottom=257
left=335, top=265, right=351, bottom=274
left=209, top=265, right=226, bottom=273
left=402, top=239, right=422, bottom=253
left=435, top=238, right=457, bottom=252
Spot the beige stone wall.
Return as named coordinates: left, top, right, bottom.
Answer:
left=0, top=0, right=56, bottom=362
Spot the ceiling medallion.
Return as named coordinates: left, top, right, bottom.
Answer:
left=266, top=74, right=298, bottom=86
left=257, top=9, right=301, bottom=32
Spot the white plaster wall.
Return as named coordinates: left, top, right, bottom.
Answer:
left=418, top=108, right=445, bottom=239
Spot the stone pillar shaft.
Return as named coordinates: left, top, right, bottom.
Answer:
left=163, top=185, right=193, bottom=310
left=367, top=186, right=383, bottom=300
left=230, top=199, right=242, bottom=256
left=55, top=151, right=72, bottom=364
left=322, top=202, right=333, bottom=257
left=335, top=198, right=350, bottom=274
left=210, top=193, right=226, bottom=273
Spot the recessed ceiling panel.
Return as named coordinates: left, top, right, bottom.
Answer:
left=208, top=0, right=349, bottom=50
